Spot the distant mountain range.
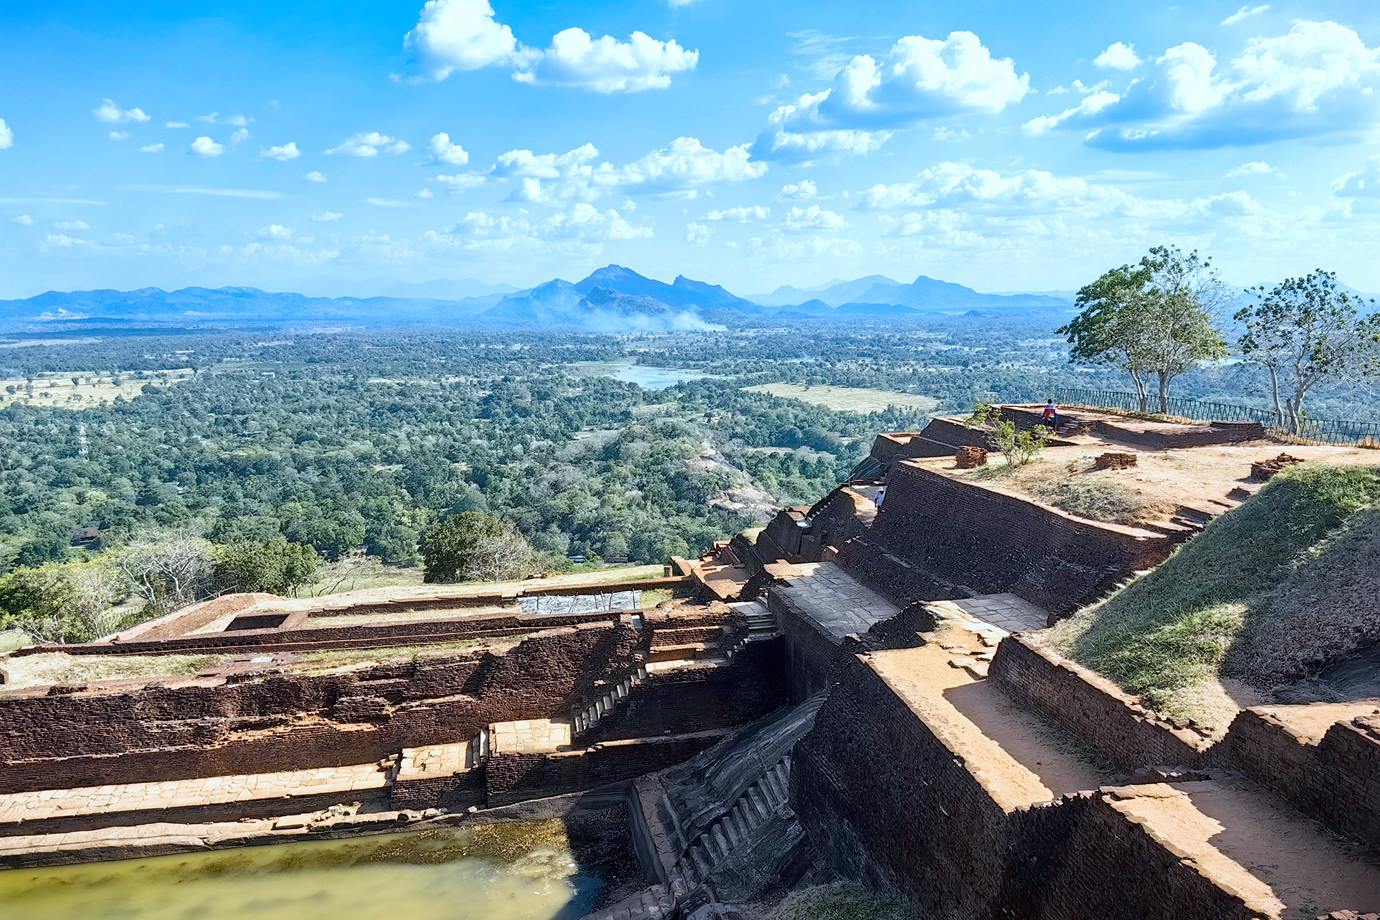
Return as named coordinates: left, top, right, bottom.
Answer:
left=0, top=265, right=1076, bottom=335
left=754, top=274, right=1069, bottom=309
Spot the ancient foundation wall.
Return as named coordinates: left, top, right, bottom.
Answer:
left=580, top=641, right=787, bottom=744
left=791, top=653, right=1022, bottom=918
left=988, top=635, right=1210, bottom=772
left=15, top=609, right=632, bottom=658
left=1220, top=708, right=1380, bottom=853
left=768, top=590, right=849, bottom=701
left=792, top=652, right=1271, bottom=920
left=845, top=463, right=1170, bottom=612
left=0, top=622, right=643, bottom=793
left=484, top=734, right=727, bottom=807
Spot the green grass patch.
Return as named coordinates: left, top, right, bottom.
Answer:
left=1049, top=464, right=1380, bottom=717
left=762, top=882, right=911, bottom=920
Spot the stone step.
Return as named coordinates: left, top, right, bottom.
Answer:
left=747, top=784, right=770, bottom=822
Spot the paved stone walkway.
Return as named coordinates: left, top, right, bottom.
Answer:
left=926, top=593, right=1048, bottom=633
left=396, top=741, right=474, bottom=780
left=491, top=718, right=571, bottom=754
left=0, top=762, right=389, bottom=825
left=774, top=562, right=902, bottom=641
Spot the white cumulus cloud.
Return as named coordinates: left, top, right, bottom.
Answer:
left=778, top=180, right=817, bottom=201
left=704, top=205, right=770, bottom=221
left=492, top=138, right=764, bottom=202
left=615, top=137, right=765, bottom=192
left=327, top=133, right=411, bottom=157
left=514, top=29, right=698, bottom=92
left=11, top=214, right=33, bottom=225
left=261, top=142, right=301, bottom=161
left=109, top=131, right=131, bottom=141
left=406, top=0, right=520, bottom=80
left=755, top=31, right=1028, bottom=162
left=140, top=142, right=165, bottom=153
left=258, top=224, right=292, bottom=239
left=1335, top=156, right=1380, bottom=198
left=1227, top=161, right=1277, bottom=177
left=190, top=136, right=225, bottom=157
left=230, top=128, right=250, bottom=145
left=426, top=132, right=470, bottom=165
left=405, top=0, right=697, bottom=92
left=303, top=171, right=327, bottom=182
left=431, top=172, right=488, bottom=192
left=783, top=205, right=845, bottom=231
left=94, top=99, right=150, bottom=123
left=1094, top=42, right=1142, bottom=71
left=311, top=211, right=344, bottom=222
left=685, top=222, right=711, bottom=245
left=1025, top=21, right=1380, bottom=150
left=53, top=220, right=90, bottom=231
left=0, top=119, right=11, bottom=150
left=166, top=121, right=189, bottom=128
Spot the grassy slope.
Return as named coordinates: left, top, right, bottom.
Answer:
left=1048, top=464, right=1380, bottom=716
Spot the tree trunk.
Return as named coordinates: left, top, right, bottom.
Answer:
left=1267, top=365, right=1284, bottom=429
left=1130, top=371, right=1148, bottom=413
left=1157, top=372, right=1172, bottom=415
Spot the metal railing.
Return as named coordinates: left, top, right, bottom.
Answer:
left=1054, top=387, right=1380, bottom=446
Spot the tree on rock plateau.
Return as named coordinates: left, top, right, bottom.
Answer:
left=1060, top=246, right=1230, bottom=413
left=1235, top=269, right=1380, bottom=435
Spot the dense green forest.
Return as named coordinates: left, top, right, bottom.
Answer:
left=2, top=315, right=1377, bottom=582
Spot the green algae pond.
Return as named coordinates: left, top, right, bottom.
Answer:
left=0, top=815, right=644, bottom=920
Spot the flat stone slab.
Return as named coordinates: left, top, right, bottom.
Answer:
left=490, top=718, right=571, bottom=754
left=774, top=562, right=902, bottom=642
left=0, top=762, right=390, bottom=825
left=927, top=593, right=1049, bottom=634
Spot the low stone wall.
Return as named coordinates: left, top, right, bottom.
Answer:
left=1220, top=707, right=1380, bottom=853
left=847, top=462, right=1170, bottom=613
left=988, top=635, right=1210, bottom=773
left=485, top=734, right=726, bottom=806
left=13, top=608, right=633, bottom=658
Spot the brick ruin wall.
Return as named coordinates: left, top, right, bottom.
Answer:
left=13, top=608, right=635, bottom=659
left=987, top=635, right=1211, bottom=773
left=0, top=620, right=691, bottom=794
left=580, top=642, right=787, bottom=745
left=484, top=734, right=727, bottom=807
left=768, top=589, right=855, bottom=701
left=840, top=463, right=1171, bottom=613
left=1220, top=708, right=1380, bottom=854
left=791, top=652, right=1266, bottom=920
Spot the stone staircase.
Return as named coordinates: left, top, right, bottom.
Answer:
left=573, top=665, right=650, bottom=736
left=724, top=600, right=780, bottom=659
left=664, top=754, right=794, bottom=901
left=581, top=883, right=675, bottom=920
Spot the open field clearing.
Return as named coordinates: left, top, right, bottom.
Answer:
left=0, top=368, right=193, bottom=408
left=746, top=383, right=940, bottom=414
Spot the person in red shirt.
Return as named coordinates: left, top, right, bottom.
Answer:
left=1040, top=400, right=1058, bottom=431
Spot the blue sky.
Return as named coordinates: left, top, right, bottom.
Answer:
left=1, top=0, right=1378, bottom=298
